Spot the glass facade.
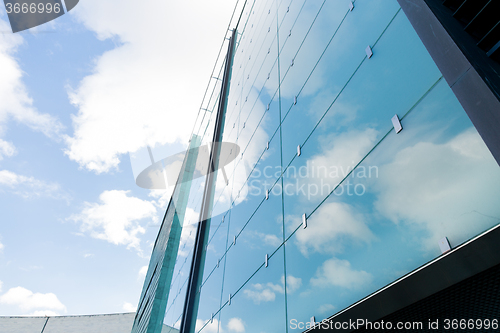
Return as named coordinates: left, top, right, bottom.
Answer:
left=151, top=1, right=500, bottom=333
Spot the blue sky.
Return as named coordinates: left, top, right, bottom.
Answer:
left=0, top=0, right=236, bottom=316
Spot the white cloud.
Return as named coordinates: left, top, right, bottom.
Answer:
left=0, top=139, right=15, bottom=160
left=178, top=225, right=196, bottom=257
left=0, top=280, right=3, bottom=292
left=265, top=282, right=284, bottom=294
left=0, top=170, right=32, bottom=187
left=0, top=170, right=69, bottom=201
left=249, top=231, right=281, bottom=248
left=182, top=207, right=200, bottom=227
left=138, top=265, right=148, bottom=280
left=83, top=253, right=94, bottom=258
left=0, top=239, right=3, bottom=253
left=175, top=207, right=200, bottom=257
left=318, top=303, right=335, bottom=314
left=227, top=318, right=245, bottom=333
left=244, top=275, right=302, bottom=304
left=123, top=302, right=136, bottom=312
left=195, top=318, right=221, bottom=333
left=0, top=18, right=63, bottom=139
left=266, top=275, right=302, bottom=294
left=285, top=275, right=302, bottom=294
left=148, top=189, right=174, bottom=210
left=310, top=258, right=372, bottom=289
left=293, top=202, right=374, bottom=256
left=261, top=233, right=281, bottom=247
left=243, top=286, right=275, bottom=304
left=290, top=128, right=378, bottom=203
left=314, top=98, right=360, bottom=130
left=374, top=128, right=500, bottom=251
left=18, top=265, right=42, bottom=272
left=64, top=0, right=237, bottom=173
left=0, top=286, right=66, bottom=313
left=69, top=190, right=157, bottom=253
left=30, top=310, right=59, bottom=317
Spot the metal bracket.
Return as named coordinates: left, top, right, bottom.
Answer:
left=391, top=114, right=403, bottom=134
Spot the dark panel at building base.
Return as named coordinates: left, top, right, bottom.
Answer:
left=354, top=263, right=500, bottom=332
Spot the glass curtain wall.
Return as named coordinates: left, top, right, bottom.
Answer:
left=160, top=23, right=235, bottom=331
left=163, top=1, right=500, bottom=332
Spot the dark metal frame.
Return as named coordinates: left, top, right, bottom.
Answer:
left=397, top=0, right=500, bottom=166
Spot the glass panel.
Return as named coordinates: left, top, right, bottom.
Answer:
left=196, top=214, right=226, bottom=333
left=279, top=0, right=410, bottom=166
left=280, top=2, right=443, bottom=237
left=218, top=249, right=287, bottom=333
left=285, top=78, right=500, bottom=330
left=221, top=177, right=284, bottom=300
